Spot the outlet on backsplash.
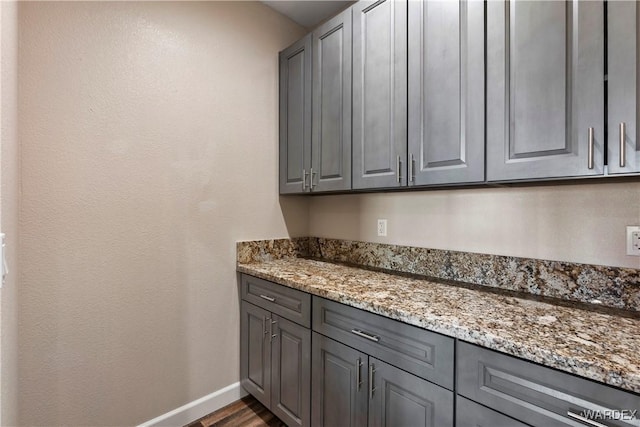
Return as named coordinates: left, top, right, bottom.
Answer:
left=377, top=219, right=387, bottom=237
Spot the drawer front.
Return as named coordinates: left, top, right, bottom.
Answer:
left=457, top=341, right=640, bottom=427
left=312, top=297, right=454, bottom=390
left=242, top=274, right=311, bottom=327
left=456, top=396, right=529, bottom=427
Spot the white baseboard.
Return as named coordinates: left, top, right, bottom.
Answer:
left=138, top=382, right=248, bottom=427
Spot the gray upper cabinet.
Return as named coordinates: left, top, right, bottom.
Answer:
left=311, top=9, right=352, bottom=192
left=408, top=0, right=485, bottom=186
left=486, top=0, right=604, bottom=181
left=352, top=0, right=407, bottom=189
left=280, top=35, right=312, bottom=194
left=608, top=1, right=640, bottom=174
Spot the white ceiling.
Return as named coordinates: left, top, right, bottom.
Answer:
left=262, top=1, right=354, bottom=29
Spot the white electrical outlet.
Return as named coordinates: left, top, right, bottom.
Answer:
left=377, top=219, right=387, bottom=237
left=626, top=226, right=640, bottom=256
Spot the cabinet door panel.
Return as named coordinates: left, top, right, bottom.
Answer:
left=240, top=301, right=271, bottom=408
left=312, top=9, right=352, bottom=192
left=352, top=0, right=407, bottom=189
left=608, top=1, right=640, bottom=174
left=408, top=0, right=484, bottom=185
left=280, top=35, right=312, bottom=194
left=456, top=396, right=530, bottom=427
left=487, top=0, right=604, bottom=181
left=311, top=333, right=368, bottom=427
left=369, top=359, right=453, bottom=427
left=271, top=315, right=310, bottom=427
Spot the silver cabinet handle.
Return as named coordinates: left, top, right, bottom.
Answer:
left=355, top=358, right=362, bottom=390
left=409, top=153, right=414, bottom=183
left=263, top=316, right=268, bottom=336
left=620, top=122, right=626, bottom=168
left=567, top=411, right=607, bottom=427
left=270, top=318, right=277, bottom=342
left=302, top=169, right=308, bottom=191
left=259, top=294, right=275, bottom=302
left=368, top=363, right=376, bottom=399
left=351, top=328, right=380, bottom=342
left=396, top=156, right=402, bottom=183
left=309, top=167, right=316, bottom=190
left=587, top=127, right=594, bottom=169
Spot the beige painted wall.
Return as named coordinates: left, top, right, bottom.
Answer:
left=309, top=181, right=640, bottom=269
left=18, top=2, right=307, bottom=425
left=1, top=1, right=19, bottom=425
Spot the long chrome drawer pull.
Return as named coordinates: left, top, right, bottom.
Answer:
left=620, top=122, right=626, bottom=168
left=351, top=328, right=380, bottom=342
left=567, top=411, right=607, bottom=427
left=259, top=294, right=275, bottom=302
left=355, top=358, right=362, bottom=390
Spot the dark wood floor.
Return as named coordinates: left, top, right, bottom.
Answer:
left=186, top=395, right=286, bottom=427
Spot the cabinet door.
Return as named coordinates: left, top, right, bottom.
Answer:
left=311, top=9, right=352, bottom=192
left=352, top=0, right=407, bottom=189
left=608, top=1, right=640, bottom=174
left=369, top=358, right=453, bottom=427
left=311, top=333, right=368, bottom=427
left=280, top=35, right=312, bottom=194
left=271, top=315, right=311, bottom=427
left=486, top=1, right=604, bottom=181
left=456, top=396, right=530, bottom=427
left=408, top=0, right=484, bottom=186
left=240, top=301, right=271, bottom=408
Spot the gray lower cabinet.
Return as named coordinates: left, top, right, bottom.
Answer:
left=457, top=341, right=640, bottom=427
left=311, top=8, right=352, bottom=192
left=369, top=358, right=453, bottom=427
left=352, top=0, right=407, bottom=189
left=279, top=35, right=312, bottom=194
left=240, top=274, right=311, bottom=427
left=456, top=396, right=529, bottom=427
left=311, top=296, right=454, bottom=427
left=311, top=333, right=453, bottom=427
left=608, top=1, right=640, bottom=174
left=240, top=301, right=271, bottom=407
left=407, top=0, right=485, bottom=186
left=311, top=333, right=368, bottom=427
left=486, top=0, right=605, bottom=181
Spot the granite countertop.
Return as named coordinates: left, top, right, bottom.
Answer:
left=237, top=257, right=640, bottom=395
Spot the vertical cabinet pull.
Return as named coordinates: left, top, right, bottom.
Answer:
left=620, top=122, right=626, bottom=168
left=270, top=318, right=278, bottom=342
left=302, top=169, right=308, bottom=191
left=263, top=316, right=268, bottom=337
left=310, top=168, right=316, bottom=190
left=409, top=153, right=415, bottom=183
left=396, top=156, right=402, bottom=183
left=368, top=363, right=376, bottom=399
left=355, top=358, right=362, bottom=390
left=587, top=127, right=594, bottom=170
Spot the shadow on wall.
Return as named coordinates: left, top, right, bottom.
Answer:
left=278, top=196, right=311, bottom=238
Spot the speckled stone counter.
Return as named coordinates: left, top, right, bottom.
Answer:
left=237, top=256, right=640, bottom=395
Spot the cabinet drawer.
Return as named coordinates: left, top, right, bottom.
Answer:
left=241, top=275, right=311, bottom=328
left=456, top=396, right=529, bottom=427
left=457, top=341, right=640, bottom=427
left=312, top=297, right=454, bottom=390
